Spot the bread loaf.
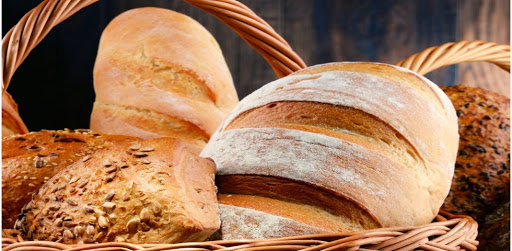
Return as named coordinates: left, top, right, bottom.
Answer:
left=440, top=85, right=510, bottom=223
left=2, top=91, right=28, bottom=137
left=90, top=7, right=238, bottom=143
left=201, top=62, right=459, bottom=239
left=2, top=129, right=137, bottom=228
left=477, top=193, right=510, bottom=251
left=16, top=137, right=219, bottom=244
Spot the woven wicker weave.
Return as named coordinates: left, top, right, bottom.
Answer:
left=2, top=0, right=510, bottom=250
left=0, top=212, right=479, bottom=250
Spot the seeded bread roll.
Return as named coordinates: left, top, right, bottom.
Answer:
left=2, top=129, right=137, bottom=228
left=440, top=85, right=510, bottom=223
left=16, top=137, right=219, bottom=244
left=201, top=62, right=458, bottom=239
left=90, top=7, right=238, bottom=143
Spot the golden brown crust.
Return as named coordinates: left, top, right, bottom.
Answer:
left=217, top=175, right=380, bottom=232
left=16, top=137, right=219, bottom=244
left=90, top=7, right=238, bottom=140
left=227, top=101, right=423, bottom=171
left=91, top=103, right=209, bottom=145
left=440, top=85, right=510, bottom=222
left=218, top=194, right=354, bottom=235
left=2, top=129, right=137, bottom=228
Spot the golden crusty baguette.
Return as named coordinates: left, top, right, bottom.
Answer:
left=90, top=7, right=238, bottom=143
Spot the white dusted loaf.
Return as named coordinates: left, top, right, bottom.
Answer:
left=201, top=62, right=459, bottom=239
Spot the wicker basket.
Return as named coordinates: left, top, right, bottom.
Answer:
left=2, top=0, right=510, bottom=250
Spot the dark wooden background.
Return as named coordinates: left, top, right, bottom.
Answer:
left=2, top=0, right=510, bottom=131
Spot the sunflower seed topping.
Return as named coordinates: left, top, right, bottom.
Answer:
left=74, top=226, right=85, bottom=236
left=140, top=208, right=151, bottom=222
left=49, top=205, right=61, bottom=211
left=81, top=155, right=92, bottom=162
left=77, top=179, right=89, bottom=188
left=105, top=191, right=115, bottom=201
left=54, top=218, right=63, bottom=227
left=63, top=221, right=77, bottom=227
left=66, top=200, right=78, bottom=206
left=88, top=216, right=97, bottom=224
left=63, top=229, right=74, bottom=239
left=86, top=225, right=95, bottom=236
left=98, top=216, right=108, bottom=228
left=82, top=205, right=94, bottom=214
left=104, top=173, right=116, bottom=183
left=133, top=152, right=148, bottom=158
left=103, top=202, right=116, bottom=213
left=126, top=216, right=140, bottom=233
left=104, top=166, right=117, bottom=174
left=139, top=147, right=154, bottom=152
left=103, top=159, right=113, bottom=167
left=69, top=176, right=79, bottom=184
left=129, top=142, right=141, bottom=151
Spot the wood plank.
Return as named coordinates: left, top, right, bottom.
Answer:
left=282, top=0, right=316, bottom=67
left=299, top=0, right=458, bottom=86
left=456, top=0, right=510, bottom=97
left=235, top=0, right=285, bottom=98
left=413, top=0, right=458, bottom=86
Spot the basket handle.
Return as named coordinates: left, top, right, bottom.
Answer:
left=1, top=0, right=307, bottom=93
left=395, top=40, right=510, bottom=75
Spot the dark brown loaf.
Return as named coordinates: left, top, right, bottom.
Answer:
left=477, top=193, right=510, bottom=251
left=201, top=62, right=459, bottom=239
left=2, top=129, right=137, bottom=228
left=440, top=85, right=510, bottom=223
left=16, top=137, right=219, bottom=244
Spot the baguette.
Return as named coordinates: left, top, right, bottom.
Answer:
left=90, top=7, right=238, bottom=143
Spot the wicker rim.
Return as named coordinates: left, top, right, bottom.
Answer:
left=2, top=92, right=29, bottom=134
left=395, top=40, right=510, bottom=75
left=1, top=211, right=478, bottom=251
